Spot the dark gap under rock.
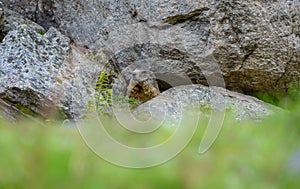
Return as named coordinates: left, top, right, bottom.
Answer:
left=0, top=31, right=6, bottom=42
left=156, top=79, right=172, bottom=92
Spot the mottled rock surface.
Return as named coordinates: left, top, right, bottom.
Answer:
left=0, top=1, right=4, bottom=40
left=0, top=10, right=103, bottom=119
left=0, top=24, right=69, bottom=118
left=133, top=84, right=280, bottom=122
left=2, top=8, right=45, bottom=34
left=56, top=45, right=105, bottom=119
left=2, top=0, right=299, bottom=97
left=0, top=0, right=299, bottom=120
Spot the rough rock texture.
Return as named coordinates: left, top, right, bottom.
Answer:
left=0, top=24, right=69, bottom=118
left=133, top=84, right=280, bottom=122
left=0, top=98, right=25, bottom=121
left=0, top=1, right=4, bottom=40
left=2, top=0, right=299, bottom=97
left=2, top=8, right=45, bottom=34
left=0, top=0, right=299, bottom=121
left=0, top=10, right=103, bottom=119
left=56, top=45, right=105, bottom=119
left=1, top=0, right=58, bottom=30
left=0, top=2, right=3, bottom=23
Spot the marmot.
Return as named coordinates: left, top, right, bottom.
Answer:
left=127, top=69, right=160, bottom=102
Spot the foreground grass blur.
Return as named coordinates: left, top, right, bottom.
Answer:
left=0, top=99, right=300, bottom=189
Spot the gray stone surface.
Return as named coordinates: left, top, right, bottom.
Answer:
left=0, top=2, right=3, bottom=24
left=0, top=1, right=4, bottom=40
left=0, top=14, right=103, bottom=119
left=0, top=0, right=299, bottom=120
left=55, top=45, right=105, bottom=119
left=2, top=0, right=299, bottom=97
left=0, top=24, right=69, bottom=118
left=133, top=84, right=280, bottom=122
left=0, top=98, right=23, bottom=121
left=2, top=8, right=45, bottom=34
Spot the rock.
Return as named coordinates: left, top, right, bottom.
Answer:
left=0, top=98, right=24, bottom=121
left=0, top=16, right=104, bottom=120
left=56, top=45, right=105, bottom=119
left=2, top=0, right=299, bottom=98
left=1, top=0, right=299, bottom=120
left=0, top=24, right=69, bottom=118
left=0, top=1, right=4, bottom=40
left=0, top=2, right=3, bottom=23
left=132, top=84, right=280, bottom=123
left=2, top=8, right=46, bottom=34
left=1, top=0, right=57, bottom=30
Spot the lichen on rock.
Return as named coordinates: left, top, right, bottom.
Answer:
left=0, top=23, right=70, bottom=118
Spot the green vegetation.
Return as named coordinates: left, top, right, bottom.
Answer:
left=15, top=103, right=38, bottom=117
left=0, top=94, right=300, bottom=189
left=253, top=83, right=300, bottom=110
left=88, top=72, right=141, bottom=115
left=88, top=71, right=113, bottom=115
left=112, top=95, right=141, bottom=109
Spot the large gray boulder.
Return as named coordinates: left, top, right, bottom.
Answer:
left=0, top=9, right=104, bottom=120
left=2, top=0, right=299, bottom=97
left=0, top=24, right=68, bottom=119
left=132, top=84, right=281, bottom=123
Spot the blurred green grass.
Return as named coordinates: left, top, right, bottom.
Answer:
left=0, top=100, right=300, bottom=189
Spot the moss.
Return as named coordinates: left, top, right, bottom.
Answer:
left=15, top=103, right=38, bottom=117
left=38, top=30, right=46, bottom=35
left=55, top=77, right=63, bottom=84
